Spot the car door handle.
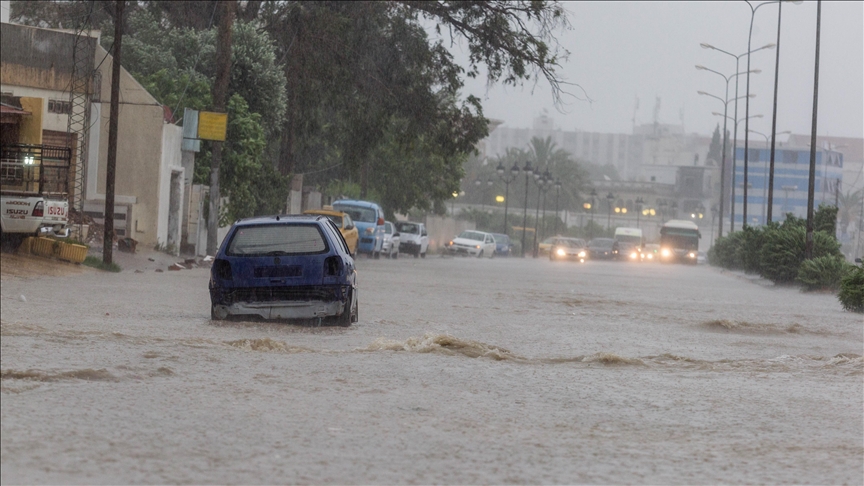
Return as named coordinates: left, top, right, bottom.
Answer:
left=270, top=279, right=284, bottom=284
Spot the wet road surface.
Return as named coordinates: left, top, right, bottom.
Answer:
left=2, top=253, right=862, bottom=484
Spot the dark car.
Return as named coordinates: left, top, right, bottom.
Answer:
left=615, top=241, right=641, bottom=262
left=209, top=214, right=358, bottom=326
left=491, top=233, right=513, bottom=256
left=586, top=238, right=618, bottom=260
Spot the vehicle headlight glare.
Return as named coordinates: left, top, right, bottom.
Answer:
left=661, top=248, right=670, bottom=257
left=689, top=252, right=696, bottom=258
left=578, top=251, right=586, bottom=258
left=556, top=248, right=566, bottom=256
left=630, top=252, right=638, bottom=259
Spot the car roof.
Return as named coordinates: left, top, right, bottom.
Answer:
left=233, top=214, right=326, bottom=226
left=332, top=199, right=380, bottom=209
left=303, top=209, right=346, bottom=217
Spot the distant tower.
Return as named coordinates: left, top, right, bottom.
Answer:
left=652, top=96, right=661, bottom=137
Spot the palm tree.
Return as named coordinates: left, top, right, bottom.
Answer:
left=837, top=188, right=864, bottom=236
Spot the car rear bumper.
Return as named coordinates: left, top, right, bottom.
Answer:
left=210, top=284, right=350, bottom=319
left=212, top=300, right=345, bottom=320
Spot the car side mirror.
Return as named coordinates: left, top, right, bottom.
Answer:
left=393, top=232, right=400, bottom=237
left=346, top=223, right=354, bottom=230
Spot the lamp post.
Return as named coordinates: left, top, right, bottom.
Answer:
left=541, top=170, right=552, bottom=240
left=531, top=170, right=547, bottom=258
left=696, top=65, right=759, bottom=239
left=744, top=1, right=784, bottom=229
left=497, top=162, right=520, bottom=235
left=520, top=161, right=533, bottom=258
left=474, top=177, right=494, bottom=211
left=766, top=1, right=804, bottom=223
left=553, top=178, right=562, bottom=235
left=714, top=112, right=763, bottom=231
left=701, top=41, right=775, bottom=231
left=750, top=129, right=791, bottom=225
left=635, top=197, right=644, bottom=228
left=606, top=192, right=615, bottom=231
left=805, top=0, right=823, bottom=260
left=587, top=189, right=597, bottom=239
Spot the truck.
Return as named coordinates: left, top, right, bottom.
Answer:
left=1, top=144, right=71, bottom=239
left=659, top=220, right=700, bottom=264
left=613, top=227, right=643, bottom=261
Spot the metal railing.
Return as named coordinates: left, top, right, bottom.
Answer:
left=0, top=144, right=71, bottom=196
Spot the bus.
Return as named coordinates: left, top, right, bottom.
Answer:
left=659, top=220, right=700, bottom=264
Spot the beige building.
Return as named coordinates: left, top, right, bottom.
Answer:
left=0, top=21, right=185, bottom=251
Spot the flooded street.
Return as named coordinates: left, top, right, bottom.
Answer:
left=1, top=254, right=862, bottom=484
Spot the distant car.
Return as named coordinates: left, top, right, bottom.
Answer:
left=586, top=238, right=618, bottom=260
left=697, top=250, right=707, bottom=264
left=445, top=230, right=497, bottom=258
left=303, top=208, right=358, bottom=256
left=616, top=241, right=642, bottom=262
left=642, top=243, right=660, bottom=262
left=549, top=237, right=587, bottom=262
left=332, top=199, right=385, bottom=258
left=395, top=221, right=428, bottom=258
left=209, top=214, right=358, bottom=326
left=538, top=236, right=559, bottom=256
left=381, top=221, right=400, bottom=259
left=491, top=233, right=513, bottom=256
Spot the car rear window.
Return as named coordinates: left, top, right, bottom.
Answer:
left=227, top=224, right=328, bottom=256
left=396, top=222, right=419, bottom=234
left=334, top=204, right=377, bottom=223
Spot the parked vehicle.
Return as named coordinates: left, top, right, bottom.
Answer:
left=616, top=241, right=642, bottom=262
left=0, top=144, right=71, bottom=239
left=209, top=214, right=358, bottom=326
left=394, top=221, right=428, bottom=258
left=381, top=221, right=400, bottom=259
left=586, top=238, right=618, bottom=260
left=549, top=237, right=587, bottom=262
left=332, top=199, right=385, bottom=258
left=445, top=230, right=496, bottom=258
left=659, top=220, right=701, bottom=264
left=491, top=233, right=513, bottom=256
left=303, top=208, right=358, bottom=256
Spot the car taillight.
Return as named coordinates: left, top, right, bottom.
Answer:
left=32, top=201, right=44, bottom=217
left=213, top=259, right=232, bottom=280
left=324, top=256, right=343, bottom=276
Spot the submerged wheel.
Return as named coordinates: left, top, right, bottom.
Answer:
left=210, top=304, right=227, bottom=321
left=420, top=251, right=426, bottom=258
left=336, top=288, right=358, bottom=327
left=414, top=250, right=419, bottom=258
left=477, top=250, right=484, bottom=258
left=373, top=251, right=380, bottom=259
left=393, top=251, right=398, bottom=260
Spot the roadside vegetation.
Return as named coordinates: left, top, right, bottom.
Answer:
left=83, top=256, right=122, bottom=273
left=708, top=205, right=860, bottom=310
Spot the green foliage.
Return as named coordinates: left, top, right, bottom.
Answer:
left=814, top=203, right=838, bottom=236
left=759, top=225, right=841, bottom=283
left=837, top=263, right=864, bottom=313
left=797, top=255, right=852, bottom=291
left=219, top=95, right=290, bottom=224
left=83, top=256, right=122, bottom=273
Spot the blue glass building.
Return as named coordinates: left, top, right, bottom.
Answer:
left=731, top=146, right=843, bottom=226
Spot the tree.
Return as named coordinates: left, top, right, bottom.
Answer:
left=837, top=189, right=863, bottom=236
left=707, top=124, right=722, bottom=167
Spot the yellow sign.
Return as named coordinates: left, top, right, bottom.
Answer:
left=197, top=111, right=228, bottom=141
left=19, top=97, right=43, bottom=145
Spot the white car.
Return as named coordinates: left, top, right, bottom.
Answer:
left=381, top=221, right=400, bottom=259
left=395, top=221, right=428, bottom=258
left=445, top=230, right=497, bottom=258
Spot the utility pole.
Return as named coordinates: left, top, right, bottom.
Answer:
left=103, top=0, right=124, bottom=265
left=805, top=0, right=822, bottom=260
left=207, top=0, right=236, bottom=255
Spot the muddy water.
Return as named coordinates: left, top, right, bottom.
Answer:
left=1, top=255, right=861, bottom=484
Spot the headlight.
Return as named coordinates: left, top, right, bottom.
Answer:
left=556, top=248, right=566, bottom=256
left=688, top=252, right=696, bottom=258
left=364, top=227, right=374, bottom=234
left=661, top=248, right=670, bottom=257
left=630, top=252, right=638, bottom=259
left=646, top=254, right=653, bottom=259
left=475, top=245, right=481, bottom=249
left=578, top=251, right=586, bottom=258
left=448, top=241, right=454, bottom=246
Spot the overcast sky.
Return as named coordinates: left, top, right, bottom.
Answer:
left=439, top=1, right=863, bottom=139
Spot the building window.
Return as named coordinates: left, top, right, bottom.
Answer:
left=48, top=99, right=72, bottom=115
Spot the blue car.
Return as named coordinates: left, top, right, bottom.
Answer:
left=332, top=199, right=385, bottom=258
left=209, top=214, right=358, bottom=326
left=491, top=233, right=513, bottom=256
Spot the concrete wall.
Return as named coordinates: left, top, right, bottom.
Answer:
left=156, top=124, right=184, bottom=251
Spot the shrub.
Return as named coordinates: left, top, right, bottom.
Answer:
left=759, top=226, right=841, bottom=283
left=797, top=255, right=852, bottom=291
left=837, top=263, right=864, bottom=313
left=709, top=231, right=745, bottom=269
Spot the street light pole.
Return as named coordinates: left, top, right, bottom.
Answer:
left=744, top=1, right=782, bottom=229
left=636, top=197, right=644, bottom=229
left=697, top=66, right=758, bottom=240
left=701, top=42, right=775, bottom=232
left=497, top=162, right=520, bottom=235
left=553, top=178, right=562, bottom=236
left=750, top=129, right=791, bottom=225
left=531, top=170, right=545, bottom=258
left=589, top=189, right=597, bottom=239
left=606, top=192, right=615, bottom=231
left=520, top=161, right=533, bottom=258
left=805, top=0, right=822, bottom=260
